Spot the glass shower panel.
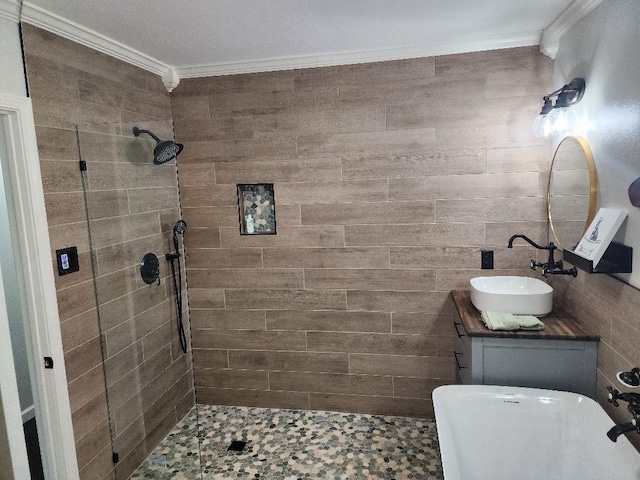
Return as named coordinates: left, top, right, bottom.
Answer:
left=77, top=120, right=200, bottom=479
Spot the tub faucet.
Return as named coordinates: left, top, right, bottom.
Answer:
left=606, top=386, right=640, bottom=442
left=507, top=234, right=577, bottom=278
left=607, top=421, right=638, bottom=442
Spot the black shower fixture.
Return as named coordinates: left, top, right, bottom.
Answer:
left=167, top=220, right=188, bottom=353
left=173, top=219, right=187, bottom=252
left=132, top=126, right=184, bottom=164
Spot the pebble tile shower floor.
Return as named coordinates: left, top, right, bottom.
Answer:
left=131, top=404, right=443, bottom=479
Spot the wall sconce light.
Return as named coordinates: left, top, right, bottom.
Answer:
left=533, top=78, right=586, bottom=138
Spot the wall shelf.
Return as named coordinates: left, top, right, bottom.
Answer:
left=563, top=241, right=633, bottom=274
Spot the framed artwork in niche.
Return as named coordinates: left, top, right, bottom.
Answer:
left=236, top=183, right=277, bottom=235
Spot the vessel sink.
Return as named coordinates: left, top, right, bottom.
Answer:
left=470, top=276, right=553, bottom=316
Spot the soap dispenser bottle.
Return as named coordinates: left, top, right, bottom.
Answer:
left=246, top=214, right=255, bottom=233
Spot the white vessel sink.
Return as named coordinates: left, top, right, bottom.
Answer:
left=470, top=276, right=553, bottom=316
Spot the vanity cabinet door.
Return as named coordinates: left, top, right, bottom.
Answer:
left=451, top=312, right=597, bottom=397
left=479, top=337, right=597, bottom=397
left=453, top=312, right=472, bottom=384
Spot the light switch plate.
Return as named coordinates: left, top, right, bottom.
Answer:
left=56, top=246, right=79, bottom=276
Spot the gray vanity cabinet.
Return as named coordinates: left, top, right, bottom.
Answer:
left=452, top=291, right=598, bottom=399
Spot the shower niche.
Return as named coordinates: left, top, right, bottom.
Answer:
left=236, top=183, right=277, bottom=235
left=76, top=120, right=203, bottom=479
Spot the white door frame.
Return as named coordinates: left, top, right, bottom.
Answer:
left=0, top=93, right=79, bottom=479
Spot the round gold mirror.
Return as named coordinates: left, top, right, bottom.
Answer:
left=548, top=135, right=597, bottom=249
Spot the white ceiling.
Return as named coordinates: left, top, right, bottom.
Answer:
left=4, top=0, right=602, bottom=87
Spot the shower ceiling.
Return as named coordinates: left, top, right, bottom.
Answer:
left=18, top=0, right=591, bottom=78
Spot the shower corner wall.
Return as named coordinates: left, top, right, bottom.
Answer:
left=77, top=119, right=197, bottom=479
left=18, top=22, right=202, bottom=478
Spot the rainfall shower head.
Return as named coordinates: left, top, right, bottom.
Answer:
left=133, top=127, right=184, bottom=164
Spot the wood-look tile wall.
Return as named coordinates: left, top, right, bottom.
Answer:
left=549, top=272, right=640, bottom=451
left=22, top=25, right=192, bottom=480
left=172, top=46, right=553, bottom=417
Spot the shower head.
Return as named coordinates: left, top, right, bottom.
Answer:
left=173, top=220, right=187, bottom=253
left=174, top=220, right=187, bottom=235
left=133, top=127, right=184, bottom=164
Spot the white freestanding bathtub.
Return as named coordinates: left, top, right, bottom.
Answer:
left=433, top=385, right=640, bottom=480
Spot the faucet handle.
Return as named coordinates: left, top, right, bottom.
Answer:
left=530, top=259, right=537, bottom=270
left=629, top=404, right=640, bottom=419
left=608, top=386, right=621, bottom=407
left=628, top=413, right=640, bottom=435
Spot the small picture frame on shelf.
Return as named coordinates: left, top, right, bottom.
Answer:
left=236, top=183, right=277, bottom=235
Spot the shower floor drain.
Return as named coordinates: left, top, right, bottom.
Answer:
left=227, top=440, right=247, bottom=452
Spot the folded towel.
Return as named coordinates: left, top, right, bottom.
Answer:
left=481, top=311, right=544, bottom=331
left=515, top=314, right=545, bottom=330
left=481, top=311, right=518, bottom=330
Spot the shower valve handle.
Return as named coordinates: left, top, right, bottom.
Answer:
left=609, top=386, right=621, bottom=407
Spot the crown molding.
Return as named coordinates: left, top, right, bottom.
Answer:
left=177, top=31, right=541, bottom=78
left=540, top=0, right=603, bottom=58
left=20, top=1, right=170, bottom=77
left=10, top=1, right=543, bottom=87
left=0, top=0, right=20, bottom=22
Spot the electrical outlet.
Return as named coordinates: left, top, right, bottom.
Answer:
left=481, top=250, right=494, bottom=269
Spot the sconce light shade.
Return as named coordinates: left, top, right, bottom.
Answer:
left=533, top=98, right=554, bottom=138
left=533, top=78, right=585, bottom=138
left=547, top=105, right=577, bottom=135
left=533, top=113, right=553, bottom=138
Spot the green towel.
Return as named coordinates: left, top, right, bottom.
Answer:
left=481, top=311, right=544, bottom=331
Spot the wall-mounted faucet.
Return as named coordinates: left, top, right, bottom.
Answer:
left=507, top=234, right=577, bottom=278
left=607, top=386, right=640, bottom=442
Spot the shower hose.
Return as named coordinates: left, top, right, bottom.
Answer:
left=167, top=252, right=187, bottom=354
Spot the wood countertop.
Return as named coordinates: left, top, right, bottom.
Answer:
left=451, top=290, right=600, bottom=341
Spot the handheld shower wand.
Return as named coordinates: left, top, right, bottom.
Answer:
left=167, top=220, right=188, bottom=353
left=173, top=220, right=187, bottom=253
